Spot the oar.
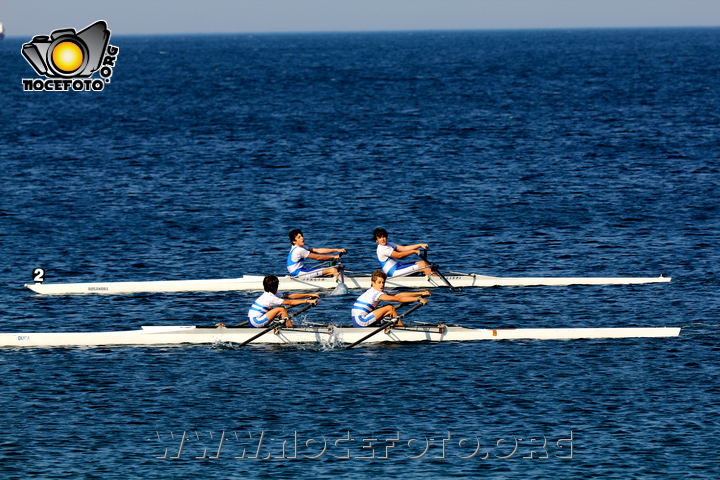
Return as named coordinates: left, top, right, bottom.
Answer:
left=237, top=303, right=314, bottom=347
left=329, top=254, right=348, bottom=296
left=345, top=302, right=425, bottom=350
left=287, top=301, right=315, bottom=320
left=420, top=248, right=457, bottom=291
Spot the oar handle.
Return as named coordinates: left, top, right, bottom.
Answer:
left=329, top=250, right=347, bottom=266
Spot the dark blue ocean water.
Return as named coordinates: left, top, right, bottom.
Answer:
left=1, top=28, right=719, bottom=478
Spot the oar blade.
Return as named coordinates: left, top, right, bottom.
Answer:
left=329, top=282, right=348, bottom=296
left=328, top=262, right=348, bottom=296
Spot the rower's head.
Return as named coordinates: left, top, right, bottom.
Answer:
left=370, top=269, right=387, bottom=291
left=373, top=228, right=388, bottom=244
left=289, top=228, right=303, bottom=245
left=263, top=275, right=280, bottom=293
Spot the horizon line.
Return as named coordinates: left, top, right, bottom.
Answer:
left=3, top=24, right=719, bottom=40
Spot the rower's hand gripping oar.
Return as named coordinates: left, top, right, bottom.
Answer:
left=345, top=300, right=425, bottom=350
left=237, top=302, right=315, bottom=347
left=420, top=248, right=457, bottom=291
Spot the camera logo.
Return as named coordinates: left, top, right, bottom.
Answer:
left=21, top=20, right=120, bottom=92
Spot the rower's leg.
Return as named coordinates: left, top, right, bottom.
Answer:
left=372, top=305, right=401, bottom=325
left=322, top=267, right=339, bottom=277
left=418, top=261, right=433, bottom=276
left=265, top=306, right=289, bottom=324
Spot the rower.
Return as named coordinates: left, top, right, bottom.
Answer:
left=287, top=229, right=346, bottom=278
left=373, top=228, right=432, bottom=277
left=351, top=270, right=429, bottom=327
left=248, top=275, right=319, bottom=328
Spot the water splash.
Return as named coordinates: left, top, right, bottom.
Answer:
left=318, top=325, right=345, bottom=350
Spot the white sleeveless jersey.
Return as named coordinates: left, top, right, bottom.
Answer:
left=287, top=245, right=311, bottom=275
left=351, top=287, right=383, bottom=324
left=376, top=242, right=398, bottom=274
left=248, top=292, right=283, bottom=320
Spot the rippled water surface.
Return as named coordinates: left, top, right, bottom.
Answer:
left=1, top=29, right=719, bottom=478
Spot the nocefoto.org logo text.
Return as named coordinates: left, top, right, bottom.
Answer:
left=21, top=20, right=119, bottom=92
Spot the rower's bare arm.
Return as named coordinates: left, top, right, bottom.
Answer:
left=379, top=292, right=429, bottom=303
left=397, top=291, right=430, bottom=303
left=396, top=243, right=428, bottom=252
left=285, top=292, right=321, bottom=299
left=283, top=298, right=317, bottom=306
left=390, top=249, right=420, bottom=259
left=311, top=247, right=346, bottom=254
left=307, top=252, right=340, bottom=261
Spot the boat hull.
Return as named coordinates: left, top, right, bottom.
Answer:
left=24, top=273, right=671, bottom=295
left=0, top=325, right=682, bottom=348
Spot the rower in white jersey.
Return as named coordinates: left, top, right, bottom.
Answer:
left=351, top=270, right=430, bottom=327
left=373, top=228, right=432, bottom=277
left=287, top=228, right=346, bottom=278
left=247, top=275, right=319, bottom=328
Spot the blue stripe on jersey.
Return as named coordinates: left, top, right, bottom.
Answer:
left=352, top=300, right=374, bottom=315
left=250, top=302, right=270, bottom=314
